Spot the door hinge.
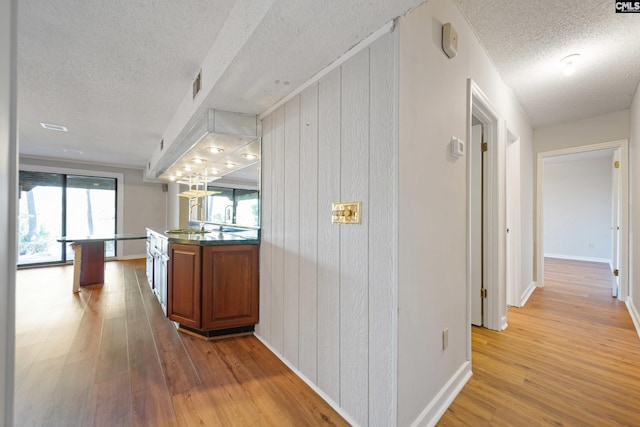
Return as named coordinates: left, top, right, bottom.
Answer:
left=614, top=269, right=619, bottom=277
left=481, top=142, right=488, bottom=152
left=481, top=288, right=487, bottom=298
left=614, top=160, right=620, bottom=169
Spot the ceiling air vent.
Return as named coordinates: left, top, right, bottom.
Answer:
left=193, top=70, right=202, bottom=99
left=40, top=122, right=68, bottom=132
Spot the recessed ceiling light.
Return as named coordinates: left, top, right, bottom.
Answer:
left=560, top=54, right=580, bottom=76
left=207, top=147, right=224, bottom=154
left=41, top=123, right=68, bottom=132
left=192, top=158, right=206, bottom=164
left=242, top=153, right=258, bottom=160
left=225, top=162, right=236, bottom=168
left=175, top=171, right=183, bottom=177
left=184, top=166, right=193, bottom=171
left=169, top=176, right=176, bottom=181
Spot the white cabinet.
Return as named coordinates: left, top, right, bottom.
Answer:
left=146, top=229, right=169, bottom=316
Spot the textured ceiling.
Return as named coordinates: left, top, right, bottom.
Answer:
left=452, top=0, right=640, bottom=128
left=17, top=0, right=424, bottom=169
left=19, top=0, right=638, bottom=170
left=18, top=0, right=235, bottom=168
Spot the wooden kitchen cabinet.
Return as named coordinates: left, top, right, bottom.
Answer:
left=201, top=245, right=259, bottom=331
left=167, top=243, right=259, bottom=337
left=168, top=243, right=201, bottom=329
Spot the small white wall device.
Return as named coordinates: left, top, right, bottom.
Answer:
left=442, top=23, right=458, bottom=59
left=450, top=137, right=465, bottom=158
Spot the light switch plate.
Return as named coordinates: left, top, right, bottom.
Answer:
left=332, top=202, right=362, bottom=224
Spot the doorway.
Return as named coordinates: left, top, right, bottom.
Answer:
left=611, top=149, right=621, bottom=297
left=535, top=140, right=629, bottom=300
left=470, top=121, right=486, bottom=326
left=466, top=79, right=506, bottom=337
left=506, top=128, right=521, bottom=307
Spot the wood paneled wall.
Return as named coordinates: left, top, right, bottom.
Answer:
left=258, top=31, right=397, bottom=426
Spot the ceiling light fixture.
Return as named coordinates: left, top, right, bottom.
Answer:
left=207, top=147, right=224, bottom=154
left=225, top=162, right=236, bottom=168
left=560, top=54, right=580, bottom=76
left=192, top=158, right=206, bottom=164
left=242, top=153, right=258, bottom=160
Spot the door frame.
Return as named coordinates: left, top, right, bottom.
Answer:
left=611, top=148, right=621, bottom=297
left=506, top=127, right=521, bottom=307
left=466, top=79, right=506, bottom=344
left=535, top=139, right=629, bottom=299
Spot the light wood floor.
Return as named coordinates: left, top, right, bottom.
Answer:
left=438, top=258, right=640, bottom=426
left=15, top=259, right=349, bottom=426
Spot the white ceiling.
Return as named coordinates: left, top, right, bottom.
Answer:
left=18, top=0, right=640, bottom=170
left=17, top=0, right=425, bottom=169
left=452, top=0, right=640, bottom=128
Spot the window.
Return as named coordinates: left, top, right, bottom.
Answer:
left=203, top=186, right=259, bottom=227
left=18, top=171, right=117, bottom=266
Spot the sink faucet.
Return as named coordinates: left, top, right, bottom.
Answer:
left=190, top=202, right=205, bottom=232
left=224, top=205, right=233, bottom=223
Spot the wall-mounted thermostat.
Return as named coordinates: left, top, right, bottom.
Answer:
left=442, top=23, right=458, bottom=59
left=450, top=137, right=465, bottom=159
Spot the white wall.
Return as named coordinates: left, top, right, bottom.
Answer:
left=1, top=0, right=17, bottom=423
left=534, top=110, right=629, bottom=155
left=397, top=0, right=533, bottom=424
left=258, top=0, right=536, bottom=424
left=19, top=157, right=166, bottom=258
left=544, top=156, right=612, bottom=262
left=629, top=82, right=640, bottom=319
left=258, top=31, right=397, bottom=426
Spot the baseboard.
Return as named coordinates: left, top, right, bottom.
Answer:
left=500, top=316, right=508, bottom=331
left=520, top=281, right=537, bottom=307
left=409, top=361, right=472, bottom=427
left=626, top=300, right=640, bottom=340
left=116, top=254, right=146, bottom=261
left=544, top=253, right=611, bottom=265
left=253, top=333, right=361, bottom=427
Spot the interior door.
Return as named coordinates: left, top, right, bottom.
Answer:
left=506, top=132, right=521, bottom=307
left=471, top=124, right=484, bottom=326
left=611, top=150, right=621, bottom=297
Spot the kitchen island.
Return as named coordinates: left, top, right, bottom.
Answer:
left=146, top=227, right=259, bottom=339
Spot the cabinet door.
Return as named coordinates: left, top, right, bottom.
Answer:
left=168, top=243, right=201, bottom=328
left=201, top=245, right=259, bottom=330
left=145, top=241, right=154, bottom=288
left=159, top=254, right=169, bottom=316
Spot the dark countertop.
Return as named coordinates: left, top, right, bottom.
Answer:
left=58, top=233, right=147, bottom=243
left=147, top=227, right=259, bottom=246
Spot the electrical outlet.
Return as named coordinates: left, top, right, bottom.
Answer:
left=443, top=328, right=449, bottom=350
